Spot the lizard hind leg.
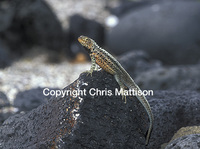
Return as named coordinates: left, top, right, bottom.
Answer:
left=114, top=75, right=127, bottom=103
left=120, top=87, right=127, bottom=103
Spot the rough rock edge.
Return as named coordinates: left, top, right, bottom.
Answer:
left=0, top=70, right=148, bottom=148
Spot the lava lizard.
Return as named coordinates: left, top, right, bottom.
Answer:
left=78, top=35, right=154, bottom=145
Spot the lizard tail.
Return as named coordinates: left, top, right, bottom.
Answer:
left=145, top=119, right=153, bottom=145
left=129, top=83, right=154, bottom=145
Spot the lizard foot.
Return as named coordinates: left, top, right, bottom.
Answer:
left=83, top=70, right=93, bottom=77
left=120, top=88, right=127, bottom=103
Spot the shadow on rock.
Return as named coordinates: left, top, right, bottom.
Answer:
left=13, top=87, right=57, bottom=112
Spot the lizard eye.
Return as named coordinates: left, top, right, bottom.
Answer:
left=85, top=38, right=90, bottom=43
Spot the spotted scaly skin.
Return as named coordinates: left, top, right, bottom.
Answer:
left=78, top=35, right=154, bottom=145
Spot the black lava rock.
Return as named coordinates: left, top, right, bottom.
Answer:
left=165, top=134, right=200, bottom=149
left=118, top=50, right=162, bottom=77
left=0, top=91, right=10, bottom=108
left=148, top=90, right=200, bottom=149
left=13, top=88, right=50, bottom=112
left=0, top=71, right=200, bottom=148
left=0, top=91, right=12, bottom=124
left=106, top=1, right=200, bottom=65
left=172, top=78, right=200, bottom=92
left=0, top=71, right=149, bottom=149
left=0, top=0, right=66, bottom=53
left=135, top=64, right=200, bottom=91
left=0, top=40, right=11, bottom=68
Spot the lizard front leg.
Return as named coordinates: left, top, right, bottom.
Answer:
left=87, top=54, right=98, bottom=76
left=114, top=74, right=127, bottom=103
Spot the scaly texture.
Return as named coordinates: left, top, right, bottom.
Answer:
left=78, top=35, right=154, bottom=145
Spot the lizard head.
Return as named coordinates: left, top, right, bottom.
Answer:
left=78, top=35, right=96, bottom=53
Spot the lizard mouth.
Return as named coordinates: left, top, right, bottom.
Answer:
left=78, top=36, right=84, bottom=44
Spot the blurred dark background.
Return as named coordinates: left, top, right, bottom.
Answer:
left=0, top=0, right=199, bottom=67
